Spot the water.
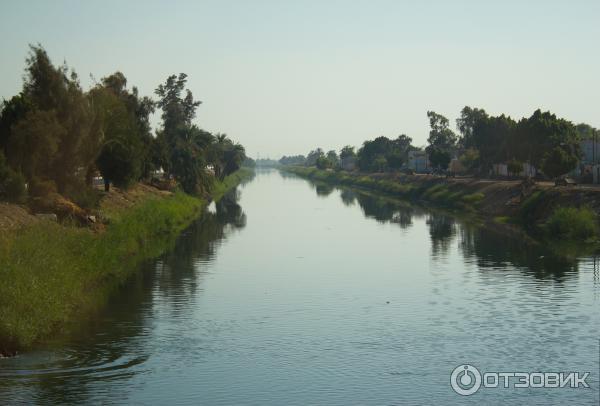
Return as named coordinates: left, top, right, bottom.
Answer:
left=1, top=169, right=599, bottom=405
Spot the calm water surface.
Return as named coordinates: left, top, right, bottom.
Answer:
left=1, top=169, right=599, bottom=405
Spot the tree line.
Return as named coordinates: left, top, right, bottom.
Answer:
left=281, top=106, right=597, bottom=179
left=0, top=45, right=246, bottom=204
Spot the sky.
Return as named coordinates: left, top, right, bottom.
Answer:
left=1, top=0, right=599, bottom=158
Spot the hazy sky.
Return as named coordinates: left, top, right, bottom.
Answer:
left=1, top=0, right=599, bottom=158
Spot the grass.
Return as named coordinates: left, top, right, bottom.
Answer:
left=545, top=206, right=599, bottom=241
left=0, top=170, right=252, bottom=355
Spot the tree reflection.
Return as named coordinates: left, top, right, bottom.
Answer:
left=458, top=226, right=580, bottom=281
left=426, top=213, right=456, bottom=257
left=314, top=182, right=335, bottom=197
left=339, top=189, right=356, bottom=206
left=156, top=188, right=247, bottom=307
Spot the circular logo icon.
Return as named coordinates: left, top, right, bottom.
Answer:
left=450, top=364, right=482, bottom=396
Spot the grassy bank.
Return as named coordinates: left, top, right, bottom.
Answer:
left=0, top=169, right=252, bottom=356
left=285, top=167, right=485, bottom=210
left=284, top=166, right=600, bottom=243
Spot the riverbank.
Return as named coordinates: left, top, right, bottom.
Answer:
left=283, top=166, right=600, bottom=243
left=0, top=169, right=253, bottom=357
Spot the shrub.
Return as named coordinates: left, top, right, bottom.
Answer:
left=3, top=171, right=27, bottom=203
left=546, top=207, right=599, bottom=241
left=29, top=178, right=58, bottom=197
left=462, top=193, right=484, bottom=205
left=0, top=152, right=27, bottom=203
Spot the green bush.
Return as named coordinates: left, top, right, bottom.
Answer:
left=4, top=171, right=27, bottom=203
left=0, top=152, right=27, bottom=203
left=64, top=181, right=103, bottom=209
left=462, top=192, right=484, bottom=205
left=546, top=207, right=599, bottom=241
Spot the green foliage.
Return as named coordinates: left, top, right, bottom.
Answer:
left=425, top=111, right=456, bottom=170
left=0, top=94, right=33, bottom=155
left=96, top=139, right=140, bottom=189
left=22, top=45, right=97, bottom=192
left=462, top=192, right=484, bottom=205
left=427, top=146, right=451, bottom=170
left=326, top=150, right=339, bottom=167
left=541, top=146, right=578, bottom=179
left=472, top=114, right=516, bottom=171
left=0, top=151, right=27, bottom=203
left=170, top=140, right=204, bottom=194
left=514, top=109, right=579, bottom=170
left=356, top=135, right=412, bottom=172
left=1, top=46, right=248, bottom=205
left=316, top=155, right=332, bottom=170
left=339, top=145, right=356, bottom=160
left=546, top=207, right=598, bottom=241
left=459, top=148, right=480, bottom=171
left=519, top=191, right=545, bottom=223
left=305, top=148, right=325, bottom=167
left=279, top=155, right=306, bottom=166
left=456, top=106, right=488, bottom=148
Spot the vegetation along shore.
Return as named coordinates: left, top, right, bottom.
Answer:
left=0, top=45, right=254, bottom=356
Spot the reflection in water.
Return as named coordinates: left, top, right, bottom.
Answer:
left=339, top=189, right=356, bottom=206
left=426, top=214, right=456, bottom=257
left=458, top=226, right=581, bottom=281
left=303, top=177, right=594, bottom=282
left=354, top=193, right=421, bottom=229
left=0, top=188, right=246, bottom=404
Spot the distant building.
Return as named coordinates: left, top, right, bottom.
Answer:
left=491, top=162, right=537, bottom=178
left=340, top=156, right=356, bottom=171
left=408, top=150, right=429, bottom=173
left=580, top=137, right=600, bottom=165
left=578, top=137, right=600, bottom=183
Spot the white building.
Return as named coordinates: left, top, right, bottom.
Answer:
left=408, top=150, right=430, bottom=173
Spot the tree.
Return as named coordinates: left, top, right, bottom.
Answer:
left=316, top=155, right=331, bottom=170
left=170, top=138, right=204, bottom=194
left=0, top=151, right=26, bottom=203
left=373, top=156, right=388, bottom=172
left=221, top=142, right=246, bottom=179
left=279, top=155, right=306, bottom=165
left=89, top=72, right=155, bottom=188
left=305, top=148, right=324, bottom=166
left=154, top=73, right=213, bottom=194
left=514, top=109, right=579, bottom=171
left=8, top=110, right=63, bottom=180
left=426, top=111, right=456, bottom=170
left=0, top=94, right=32, bottom=156
left=339, top=146, right=355, bottom=160
left=326, top=150, right=339, bottom=167
left=459, top=148, right=480, bottom=172
left=471, top=114, right=515, bottom=172
left=155, top=73, right=201, bottom=148
left=456, top=106, right=488, bottom=148
left=541, top=146, right=578, bottom=179
left=427, top=146, right=451, bottom=171
left=21, top=45, right=97, bottom=192
left=96, top=139, right=139, bottom=191
left=357, top=136, right=391, bottom=171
